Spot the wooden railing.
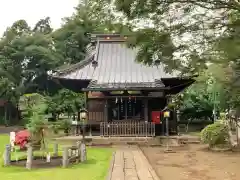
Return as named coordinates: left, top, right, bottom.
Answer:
left=100, top=121, right=155, bottom=137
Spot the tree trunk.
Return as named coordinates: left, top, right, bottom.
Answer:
left=77, top=111, right=80, bottom=121
left=227, top=119, right=237, bottom=147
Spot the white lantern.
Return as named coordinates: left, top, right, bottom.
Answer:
left=164, top=111, right=170, bottom=118
left=80, top=109, right=88, bottom=120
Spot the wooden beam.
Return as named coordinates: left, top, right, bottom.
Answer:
left=144, top=99, right=149, bottom=122
left=104, top=99, right=108, bottom=122
left=82, top=86, right=170, bottom=92
left=88, top=96, right=163, bottom=99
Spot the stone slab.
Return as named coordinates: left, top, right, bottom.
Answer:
left=108, top=146, right=159, bottom=180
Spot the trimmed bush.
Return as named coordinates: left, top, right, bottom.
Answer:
left=200, top=122, right=229, bottom=147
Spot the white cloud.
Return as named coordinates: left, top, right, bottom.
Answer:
left=0, top=0, right=79, bottom=35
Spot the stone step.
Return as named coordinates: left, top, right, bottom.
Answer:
left=56, top=135, right=201, bottom=147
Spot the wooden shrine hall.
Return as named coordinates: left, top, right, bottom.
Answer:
left=52, top=34, right=195, bottom=137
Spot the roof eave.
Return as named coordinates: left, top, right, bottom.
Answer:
left=82, top=86, right=171, bottom=92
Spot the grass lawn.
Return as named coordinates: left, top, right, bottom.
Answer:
left=0, top=135, right=113, bottom=180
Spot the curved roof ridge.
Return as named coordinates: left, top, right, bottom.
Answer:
left=53, top=44, right=97, bottom=77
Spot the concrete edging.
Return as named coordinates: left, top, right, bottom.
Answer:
left=139, top=146, right=160, bottom=180
left=106, top=150, right=116, bottom=180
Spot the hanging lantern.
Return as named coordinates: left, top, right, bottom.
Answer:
left=115, top=97, right=118, bottom=104
left=92, top=60, right=98, bottom=68
left=80, top=109, right=88, bottom=121
left=121, top=97, right=123, bottom=103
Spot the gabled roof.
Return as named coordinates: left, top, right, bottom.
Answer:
left=53, top=34, right=184, bottom=91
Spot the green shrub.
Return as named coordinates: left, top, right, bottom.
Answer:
left=60, top=119, right=72, bottom=135
left=49, top=122, right=61, bottom=134
left=200, top=122, right=229, bottom=147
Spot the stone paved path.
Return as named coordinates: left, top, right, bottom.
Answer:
left=108, top=146, right=160, bottom=180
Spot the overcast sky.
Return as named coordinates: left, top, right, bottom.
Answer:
left=0, top=0, right=79, bottom=35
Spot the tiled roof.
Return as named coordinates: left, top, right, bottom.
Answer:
left=54, top=39, right=179, bottom=89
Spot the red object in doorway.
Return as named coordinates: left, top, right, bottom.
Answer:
left=151, top=111, right=161, bottom=124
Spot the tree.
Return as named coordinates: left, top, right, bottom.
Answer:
left=33, top=17, right=53, bottom=34
left=46, top=89, right=85, bottom=121
left=176, top=64, right=231, bottom=122
left=0, top=19, right=62, bottom=106
left=52, top=0, right=133, bottom=65
left=19, top=93, right=48, bottom=147
left=107, top=0, right=240, bottom=74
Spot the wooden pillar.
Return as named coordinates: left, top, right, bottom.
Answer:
left=85, top=92, right=88, bottom=117
left=4, top=144, right=11, bottom=166
left=53, top=142, right=58, bottom=157
left=80, top=142, right=87, bottom=162
left=62, top=147, right=69, bottom=168
left=76, top=141, right=81, bottom=163
left=104, top=99, right=108, bottom=122
left=85, top=92, right=88, bottom=108
left=237, top=121, right=240, bottom=143
left=84, top=92, right=88, bottom=136
left=125, top=99, right=127, bottom=120
left=144, top=99, right=149, bottom=122
left=173, top=107, right=177, bottom=134
left=26, top=144, right=33, bottom=170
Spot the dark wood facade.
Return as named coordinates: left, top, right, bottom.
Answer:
left=86, top=91, right=177, bottom=136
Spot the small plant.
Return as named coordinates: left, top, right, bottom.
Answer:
left=20, top=93, right=48, bottom=148
left=200, top=121, right=229, bottom=148
left=26, top=112, right=47, bottom=147
left=60, top=118, right=72, bottom=135
left=49, top=122, right=61, bottom=134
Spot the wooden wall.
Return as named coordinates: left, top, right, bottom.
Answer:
left=88, top=99, right=105, bottom=124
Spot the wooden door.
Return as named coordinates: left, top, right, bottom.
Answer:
left=151, top=111, right=161, bottom=124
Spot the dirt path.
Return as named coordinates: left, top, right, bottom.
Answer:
left=0, top=126, right=22, bottom=134
left=142, top=144, right=240, bottom=180
left=108, top=146, right=159, bottom=180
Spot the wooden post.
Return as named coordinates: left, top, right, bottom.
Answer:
left=62, top=147, right=69, bottom=168
left=76, top=141, right=81, bottom=163
left=10, top=132, right=16, bottom=152
left=144, top=98, right=148, bottom=122
left=4, top=144, right=11, bottom=166
left=104, top=99, right=108, bottom=122
left=144, top=99, right=149, bottom=137
left=89, top=124, right=92, bottom=136
left=235, top=118, right=240, bottom=146
left=26, top=144, right=33, bottom=170
left=53, top=142, right=58, bottom=157
left=125, top=99, right=127, bottom=121
left=80, top=143, right=87, bottom=162
left=46, top=153, right=51, bottom=163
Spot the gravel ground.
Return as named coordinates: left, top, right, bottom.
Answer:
left=142, top=144, right=240, bottom=180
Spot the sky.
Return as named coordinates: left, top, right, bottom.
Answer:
left=0, top=0, right=79, bottom=35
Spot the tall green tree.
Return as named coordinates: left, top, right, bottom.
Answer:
left=106, top=0, right=240, bottom=74
left=0, top=19, right=62, bottom=105
left=176, top=64, right=232, bottom=121
left=33, top=17, right=53, bottom=34
left=53, top=0, right=133, bottom=65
